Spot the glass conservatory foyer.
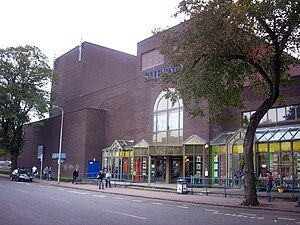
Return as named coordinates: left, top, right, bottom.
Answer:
left=211, top=125, right=300, bottom=190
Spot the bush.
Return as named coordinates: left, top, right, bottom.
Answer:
left=0, top=168, right=11, bottom=175
left=50, top=175, right=73, bottom=182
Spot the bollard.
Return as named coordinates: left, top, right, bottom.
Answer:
left=296, top=196, right=300, bottom=207
left=224, top=179, right=227, bottom=197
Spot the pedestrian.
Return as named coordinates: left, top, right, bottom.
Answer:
left=97, top=169, right=105, bottom=189
left=105, top=170, right=111, bottom=188
left=266, top=171, right=274, bottom=202
left=48, top=167, right=52, bottom=180
left=32, top=166, right=37, bottom=178
left=43, top=166, right=48, bottom=180
left=72, top=169, right=79, bottom=184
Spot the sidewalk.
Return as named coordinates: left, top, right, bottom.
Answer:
left=1, top=173, right=298, bottom=213
left=38, top=178, right=300, bottom=214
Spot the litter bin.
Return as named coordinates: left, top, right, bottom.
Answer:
left=177, top=178, right=188, bottom=194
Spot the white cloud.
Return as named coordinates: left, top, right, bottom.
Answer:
left=0, top=0, right=182, bottom=64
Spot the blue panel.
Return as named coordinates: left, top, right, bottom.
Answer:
left=87, top=161, right=100, bottom=178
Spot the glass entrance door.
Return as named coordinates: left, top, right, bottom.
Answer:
left=172, top=157, right=181, bottom=183
left=152, top=157, right=166, bottom=182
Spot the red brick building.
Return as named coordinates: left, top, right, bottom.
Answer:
left=20, top=30, right=300, bottom=185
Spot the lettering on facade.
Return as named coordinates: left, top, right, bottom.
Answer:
left=143, top=66, right=179, bottom=82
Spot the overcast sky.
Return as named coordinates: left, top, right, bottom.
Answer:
left=1, top=0, right=183, bottom=66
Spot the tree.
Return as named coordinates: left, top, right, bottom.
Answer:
left=156, top=0, right=300, bottom=206
left=0, top=46, right=53, bottom=171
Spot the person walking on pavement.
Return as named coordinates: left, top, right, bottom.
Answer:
left=72, top=169, right=79, bottom=184
left=97, top=169, right=105, bottom=189
left=32, top=166, right=37, bottom=179
left=43, top=166, right=48, bottom=180
left=105, top=170, right=112, bottom=188
left=47, top=167, right=52, bottom=180
left=266, top=171, right=274, bottom=202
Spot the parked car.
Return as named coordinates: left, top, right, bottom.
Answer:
left=11, top=169, right=33, bottom=182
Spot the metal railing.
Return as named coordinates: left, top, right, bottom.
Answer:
left=75, top=172, right=300, bottom=197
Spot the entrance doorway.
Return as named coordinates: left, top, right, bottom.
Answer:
left=171, top=157, right=182, bottom=183
left=152, top=157, right=166, bottom=182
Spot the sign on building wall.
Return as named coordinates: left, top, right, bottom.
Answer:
left=52, top=153, right=67, bottom=160
left=143, top=66, right=179, bottom=82
left=37, top=146, right=44, bottom=159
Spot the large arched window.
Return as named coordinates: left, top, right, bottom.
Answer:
left=153, top=89, right=183, bottom=145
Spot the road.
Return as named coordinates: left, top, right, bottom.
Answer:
left=0, top=177, right=299, bottom=225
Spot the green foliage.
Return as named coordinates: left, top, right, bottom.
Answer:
left=0, top=46, right=53, bottom=169
left=157, top=0, right=299, bottom=122
left=156, top=0, right=299, bottom=206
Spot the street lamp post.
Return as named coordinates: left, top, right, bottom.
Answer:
left=53, top=105, right=64, bottom=183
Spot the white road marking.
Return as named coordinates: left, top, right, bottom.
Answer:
left=239, top=213, right=257, bottom=217
left=115, top=197, right=124, bottom=200
left=0, top=184, right=5, bottom=188
left=100, top=209, right=147, bottom=220
left=67, top=190, right=90, bottom=195
left=177, top=205, right=188, bottom=209
left=278, top=217, right=295, bottom=221
left=152, top=202, right=163, bottom=206
left=295, top=221, right=300, bottom=224
left=16, top=189, right=28, bottom=193
left=257, top=217, right=264, bottom=220
left=225, top=213, right=236, bottom=217
left=58, top=188, right=65, bottom=191
left=92, top=195, right=106, bottom=198
left=205, top=209, right=219, bottom=212
left=132, top=199, right=143, bottom=203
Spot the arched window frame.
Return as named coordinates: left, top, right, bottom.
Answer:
left=153, top=89, right=183, bottom=145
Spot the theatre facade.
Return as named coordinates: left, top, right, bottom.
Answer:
left=20, top=27, right=300, bottom=186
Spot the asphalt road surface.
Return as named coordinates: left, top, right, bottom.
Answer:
left=0, top=177, right=299, bottom=225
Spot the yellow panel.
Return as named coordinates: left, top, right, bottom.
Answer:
left=233, top=145, right=243, bottom=154
left=281, top=142, right=291, bottom=151
left=258, top=143, right=268, bottom=152
left=293, top=141, right=300, bottom=152
left=213, top=145, right=226, bottom=154
left=124, top=151, right=132, bottom=158
left=269, top=142, right=280, bottom=152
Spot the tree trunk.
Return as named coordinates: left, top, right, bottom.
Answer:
left=243, top=126, right=259, bottom=206
left=243, top=91, right=279, bottom=206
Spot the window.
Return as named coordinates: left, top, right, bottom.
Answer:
left=268, top=108, right=277, bottom=123
left=141, top=49, right=164, bottom=70
left=242, top=105, right=300, bottom=126
left=153, top=90, right=183, bottom=145
left=277, top=107, right=286, bottom=122
left=286, top=106, right=300, bottom=120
